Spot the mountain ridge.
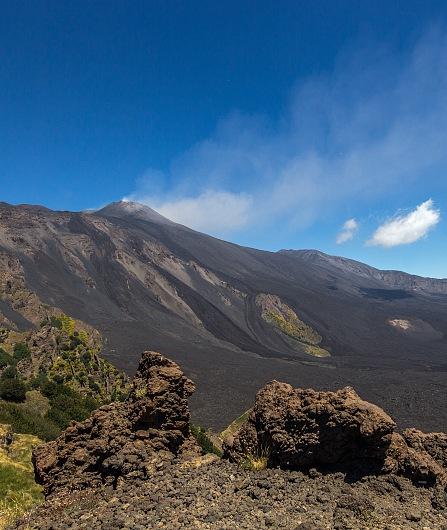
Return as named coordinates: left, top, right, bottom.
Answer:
left=280, top=249, right=447, bottom=293
left=0, top=201, right=447, bottom=431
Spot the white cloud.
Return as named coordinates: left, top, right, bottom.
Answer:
left=125, top=189, right=253, bottom=234
left=127, top=29, right=447, bottom=236
left=368, top=199, right=440, bottom=248
left=152, top=190, right=252, bottom=233
left=336, top=218, right=358, bottom=244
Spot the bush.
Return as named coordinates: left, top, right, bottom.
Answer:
left=50, top=316, right=63, bottom=329
left=13, top=343, right=31, bottom=361
left=82, top=351, right=92, bottom=364
left=0, top=378, right=27, bottom=402
left=0, top=347, right=12, bottom=368
left=0, top=401, right=60, bottom=441
left=1, top=366, right=18, bottom=380
left=29, top=372, right=49, bottom=390
left=190, top=424, right=222, bottom=457
left=40, top=381, right=100, bottom=430
left=39, top=380, right=59, bottom=399
left=88, top=379, right=100, bottom=393
left=70, top=336, right=82, bottom=349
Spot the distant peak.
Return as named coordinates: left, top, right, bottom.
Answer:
left=279, top=249, right=328, bottom=259
left=95, top=200, right=174, bottom=225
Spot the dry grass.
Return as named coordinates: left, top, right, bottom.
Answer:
left=241, top=454, right=269, bottom=471
left=240, top=440, right=271, bottom=471
left=0, top=424, right=43, bottom=529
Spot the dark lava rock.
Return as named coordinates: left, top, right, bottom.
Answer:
left=403, top=428, right=447, bottom=469
left=223, top=383, right=395, bottom=468
left=223, top=382, right=447, bottom=486
left=33, top=351, right=198, bottom=497
left=14, top=460, right=447, bottom=530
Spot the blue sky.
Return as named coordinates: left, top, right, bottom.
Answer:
left=1, top=1, right=447, bottom=277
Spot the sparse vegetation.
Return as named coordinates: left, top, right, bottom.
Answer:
left=219, top=410, right=251, bottom=445
left=240, top=442, right=271, bottom=471
left=264, top=309, right=321, bottom=345
left=257, top=293, right=331, bottom=357
left=190, top=424, right=222, bottom=457
left=240, top=453, right=269, bottom=471
left=302, top=343, right=331, bottom=358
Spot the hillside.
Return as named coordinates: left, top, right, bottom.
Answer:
left=0, top=201, right=447, bottom=431
left=0, top=314, right=129, bottom=440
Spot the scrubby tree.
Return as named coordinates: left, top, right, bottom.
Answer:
left=0, top=378, right=27, bottom=402
left=0, top=347, right=11, bottom=368
left=13, top=342, right=31, bottom=361
left=1, top=366, right=18, bottom=380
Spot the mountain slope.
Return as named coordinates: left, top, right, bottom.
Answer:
left=0, top=201, right=446, bottom=431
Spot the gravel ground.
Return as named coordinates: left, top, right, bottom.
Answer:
left=14, top=457, right=447, bottom=530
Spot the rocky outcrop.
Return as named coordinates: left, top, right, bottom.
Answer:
left=223, top=382, right=447, bottom=486
left=15, top=360, right=447, bottom=530
left=403, top=428, right=447, bottom=469
left=33, top=351, right=198, bottom=497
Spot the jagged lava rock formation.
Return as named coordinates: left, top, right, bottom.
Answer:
left=33, top=351, right=198, bottom=496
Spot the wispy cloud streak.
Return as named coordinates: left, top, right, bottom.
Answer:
left=127, top=28, right=447, bottom=237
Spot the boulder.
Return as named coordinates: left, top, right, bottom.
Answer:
left=33, top=351, right=198, bottom=497
left=223, top=381, right=447, bottom=486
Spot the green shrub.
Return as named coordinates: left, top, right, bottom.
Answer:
left=50, top=316, right=63, bottom=329
left=39, top=380, right=59, bottom=399
left=81, top=351, right=92, bottom=364
left=88, top=379, right=100, bottom=393
left=13, top=343, right=31, bottom=361
left=60, top=315, right=75, bottom=335
left=41, top=382, right=100, bottom=430
left=0, top=401, right=60, bottom=441
left=29, top=373, right=48, bottom=391
left=0, top=348, right=11, bottom=368
left=52, top=374, right=65, bottom=385
left=0, top=378, right=27, bottom=402
left=70, top=336, right=82, bottom=349
left=190, top=424, right=222, bottom=457
left=0, top=366, right=18, bottom=380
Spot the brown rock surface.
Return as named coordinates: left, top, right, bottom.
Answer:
left=33, top=351, right=198, bottom=497
left=223, top=383, right=395, bottom=469
left=223, top=381, right=447, bottom=486
left=403, top=428, right=447, bottom=469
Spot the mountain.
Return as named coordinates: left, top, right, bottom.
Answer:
left=0, top=200, right=446, bottom=431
